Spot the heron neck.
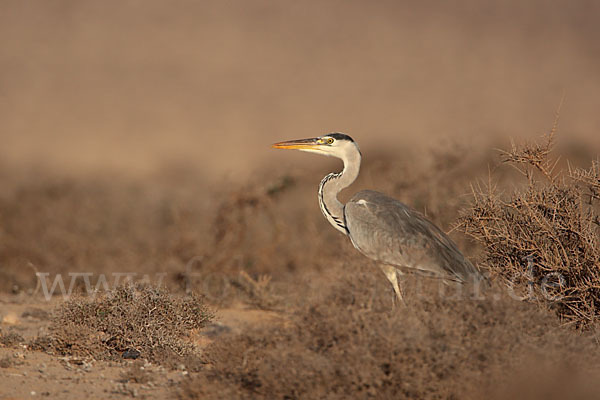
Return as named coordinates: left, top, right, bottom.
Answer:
left=318, top=149, right=361, bottom=234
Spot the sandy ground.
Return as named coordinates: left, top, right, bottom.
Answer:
left=0, top=295, right=283, bottom=399
left=1, top=1, right=600, bottom=399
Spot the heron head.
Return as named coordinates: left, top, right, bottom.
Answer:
left=271, top=133, right=359, bottom=158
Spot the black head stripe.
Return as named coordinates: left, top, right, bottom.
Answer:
left=326, top=133, right=354, bottom=142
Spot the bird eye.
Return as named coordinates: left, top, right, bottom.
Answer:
left=326, top=138, right=334, bottom=144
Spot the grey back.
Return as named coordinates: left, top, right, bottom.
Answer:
left=344, top=190, right=482, bottom=283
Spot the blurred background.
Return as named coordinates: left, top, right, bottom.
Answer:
left=1, top=0, right=599, bottom=181
left=1, top=4, right=600, bottom=397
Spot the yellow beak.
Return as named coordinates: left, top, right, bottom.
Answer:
left=271, top=138, right=321, bottom=150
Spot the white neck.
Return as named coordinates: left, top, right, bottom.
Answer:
left=317, top=144, right=361, bottom=234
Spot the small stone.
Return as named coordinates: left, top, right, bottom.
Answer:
left=122, top=349, right=141, bottom=359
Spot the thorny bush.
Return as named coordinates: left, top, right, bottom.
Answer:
left=459, top=128, right=600, bottom=329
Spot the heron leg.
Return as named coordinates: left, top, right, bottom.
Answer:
left=380, top=265, right=403, bottom=305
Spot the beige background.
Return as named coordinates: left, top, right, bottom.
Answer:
left=1, top=0, right=598, bottom=179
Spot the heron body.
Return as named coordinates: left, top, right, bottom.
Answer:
left=272, top=133, right=484, bottom=301
left=345, top=190, right=479, bottom=282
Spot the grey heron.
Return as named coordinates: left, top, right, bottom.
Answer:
left=272, top=133, right=484, bottom=302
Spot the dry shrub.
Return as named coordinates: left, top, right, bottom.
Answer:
left=180, top=266, right=600, bottom=400
left=179, top=174, right=333, bottom=306
left=231, top=271, right=281, bottom=310
left=459, top=128, right=600, bottom=328
left=0, top=330, right=24, bottom=347
left=47, top=284, right=213, bottom=365
left=210, top=176, right=294, bottom=273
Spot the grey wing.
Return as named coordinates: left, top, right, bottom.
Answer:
left=344, top=190, right=481, bottom=282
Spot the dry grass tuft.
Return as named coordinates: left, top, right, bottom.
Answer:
left=47, top=284, right=213, bottom=365
left=232, top=271, right=281, bottom=310
left=459, top=129, right=600, bottom=328
left=0, top=330, right=24, bottom=347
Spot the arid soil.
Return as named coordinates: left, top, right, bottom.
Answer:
left=0, top=294, right=283, bottom=399
left=2, top=1, right=600, bottom=399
